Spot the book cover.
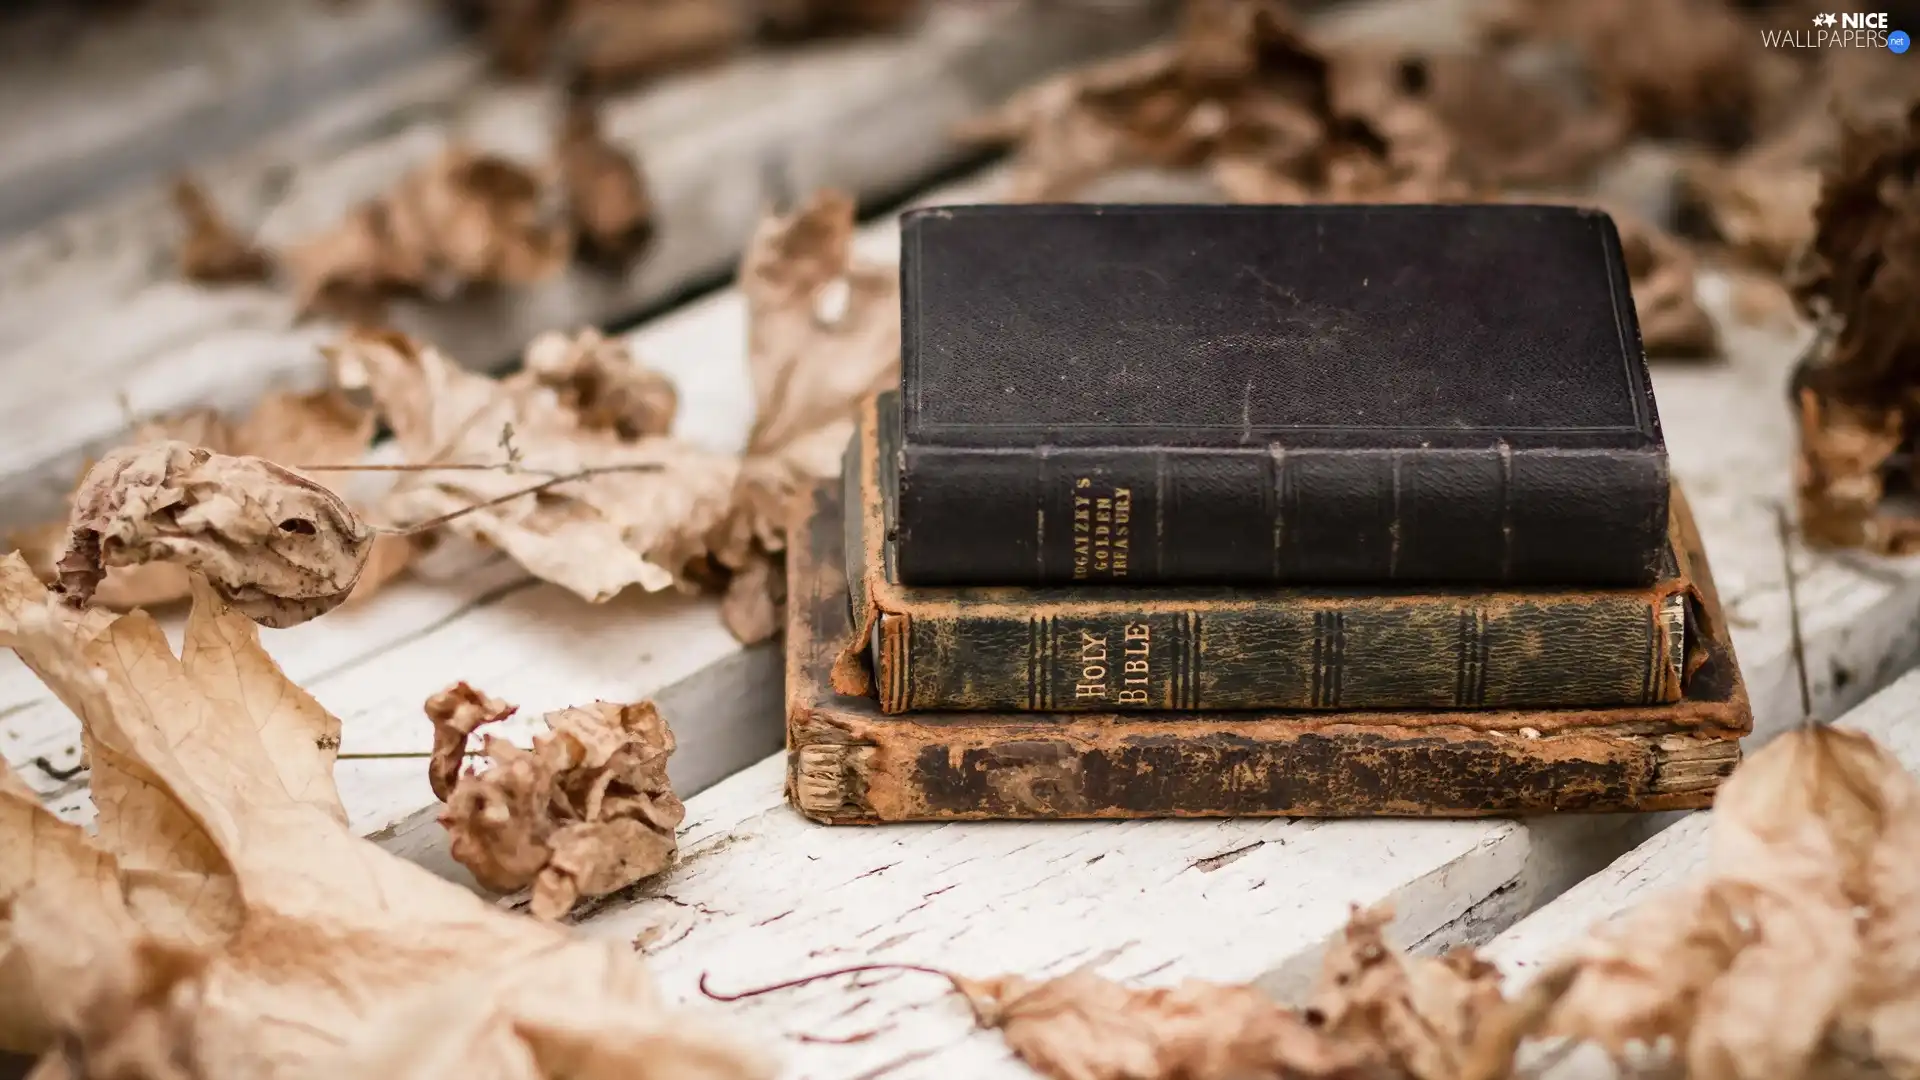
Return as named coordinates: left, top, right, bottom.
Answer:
left=895, top=203, right=1669, bottom=588
left=794, top=474, right=1751, bottom=823
left=835, top=392, right=1692, bottom=714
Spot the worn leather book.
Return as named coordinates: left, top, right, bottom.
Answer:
left=792, top=477, right=1751, bottom=823
left=838, top=392, right=1690, bottom=714
left=895, top=203, right=1669, bottom=588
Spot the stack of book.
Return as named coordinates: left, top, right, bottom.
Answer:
left=783, top=204, right=1753, bottom=824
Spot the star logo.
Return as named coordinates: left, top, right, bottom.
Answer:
left=1813, top=12, right=1838, bottom=25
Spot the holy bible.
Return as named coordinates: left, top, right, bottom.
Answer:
left=894, top=203, right=1669, bottom=588
left=791, top=477, right=1752, bottom=824
left=838, top=392, right=1693, bottom=714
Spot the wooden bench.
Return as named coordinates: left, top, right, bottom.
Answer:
left=5, top=4, right=1920, bottom=1077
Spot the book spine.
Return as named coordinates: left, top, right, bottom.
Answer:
left=788, top=725, right=1737, bottom=823
left=893, top=443, right=1671, bottom=587
left=873, top=590, right=1685, bottom=714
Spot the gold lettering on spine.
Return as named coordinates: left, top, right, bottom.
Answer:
left=1075, top=630, right=1109, bottom=699
left=1116, top=622, right=1151, bottom=705
left=1069, top=478, right=1132, bottom=581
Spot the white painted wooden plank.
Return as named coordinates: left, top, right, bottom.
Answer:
left=1478, top=670, right=1920, bottom=1080
left=0, top=0, right=1170, bottom=534
left=0, top=0, right=463, bottom=237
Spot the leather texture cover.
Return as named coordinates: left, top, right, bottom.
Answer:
left=788, top=477, right=1750, bottom=823
left=896, top=202, right=1670, bottom=587
left=837, top=393, right=1689, bottom=713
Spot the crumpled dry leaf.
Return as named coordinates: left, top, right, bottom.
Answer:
left=969, top=0, right=1463, bottom=205
left=556, top=92, right=654, bottom=266
left=8, top=389, right=382, bottom=615
left=56, top=442, right=375, bottom=629
left=332, top=327, right=738, bottom=602
left=171, top=176, right=274, bottom=286
left=0, top=556, right=769, bottom=1079
left=525, top=327, right=677, bottom=439
left=1611, top=205, right=1721, bottom=358
left=286, top=145, right=572, bottom=320
left=1483, top=725, right=1920, bottom=1080
left=432, top=687, right=684, bottom=920
left=425, top=681, right=519, bottom=802
left=709, top=189, right=900, bottom=574
left=1788, top=103, right=1920, bottom=554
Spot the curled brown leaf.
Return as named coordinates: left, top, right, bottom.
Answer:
left=287, top=146, right=573, bottom=320
left=8, top=390, right=385, bottom=617
left=435, top=692, right=684, bottom=920
left=557, top=93, right=654, bottom=266
left=425, top=682, right=519, bottom=801
left=57, top=442, right=375, bottom=629
left=172, top=176, right=274, bottom=286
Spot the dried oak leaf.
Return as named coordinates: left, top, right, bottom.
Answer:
left=1497, top=725, right=1920, bottom=1080
left=0, top=557, right=769, bottom=1079
left=171, top=176, right=274, bottom=285
left=556, top=92, right=654, bottom=266
left=434, top=689, right=684, bottom=920
left=56, top=442, right=376, bottom=629
left=334, top=327, right=738, bottom=602
left=525, top=327, right=677, bottom=439
left=8, top=389, right=381, bottom=615
left=286, top=145, right=573, bottom=320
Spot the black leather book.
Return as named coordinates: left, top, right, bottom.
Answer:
left=894, top=203, right=1670, bottom=587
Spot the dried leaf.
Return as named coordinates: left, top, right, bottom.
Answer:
left=425, top=681, right=519, bottom=801
left=1493, top=725, right=1920, bottom=1079
left=711, top=903, right=1497, bottom=1080
left=287, top=146, right=572, bottom=320
left=434, top=691, right=684, bottom=920
left=1611, top=206, right=1720, bottom=358
left=710, top=190, right=899, bottom=576
left=525, top=328, right=677, bottom=440
left=336, top=328, right=738, bottom=601
left=1788, top=103, right=1920, bottom=553
left=171, top=176, right=274, bottom=286
left=57, top=442, right=375, bottom=629
left=556, top=93, right=653, bottom=265
left=562, top=0, right=748, bottom=92
left=757, top=0, right=919, bottom=40
left=0, top=556, right=769, bottom=1078
left=718, top=548, right=784, bottom=646
left=7, top=390, right=379, bottom=618
left=969, top=0, right=1467, bottom=206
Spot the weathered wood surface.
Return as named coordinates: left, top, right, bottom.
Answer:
left=0, top=0, right=1169, bottom=535
left=1478, top=667, right=1920, bottom=1080
left=0, top=0, right=463, bottom=237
